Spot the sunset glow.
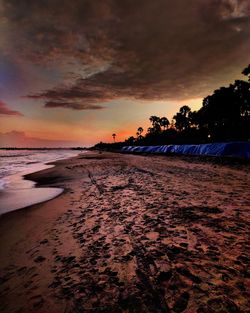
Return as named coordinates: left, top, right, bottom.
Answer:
left=0, top=1, right=249, bottom=147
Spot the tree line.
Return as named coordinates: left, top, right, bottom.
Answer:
left=95, top=65, right=250, bottom=149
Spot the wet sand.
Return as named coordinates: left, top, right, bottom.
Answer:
left=0, top=152, right=249, bottom=313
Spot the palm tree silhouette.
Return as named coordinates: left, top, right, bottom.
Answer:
left=136, top=127, right=144, bottom=140
left=137, top=127, right=144, bottom=135
left=149, top=116, right=161, bottom=133
left=173, top=106, right=191, bottom=131
left=149, top=116, right=160, bottom=127
left=160, top=117, right=170, bottom=130
left=112, top=133, right=116, bottom=143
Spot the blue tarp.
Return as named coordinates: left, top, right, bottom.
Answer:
left=121, top=142, right=250, bottom=159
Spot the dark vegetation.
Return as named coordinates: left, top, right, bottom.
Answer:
left=94, top=65, right=250, bottom=150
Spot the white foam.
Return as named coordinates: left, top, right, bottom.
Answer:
left=0, top=149, right=82, bottom=215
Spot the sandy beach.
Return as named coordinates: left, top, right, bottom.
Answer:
left=0, top=151, right=249, bottom=313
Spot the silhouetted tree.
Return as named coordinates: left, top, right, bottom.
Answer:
left=180, top=105, right=191, bottom=116
left=173, top=106, right=191, bottom=131
left=136, top=127, right=144, bottom=140
left=242, top=64, right=250, bottom=81
left=125, top=136, right=136, bottom=145
left=138, top=127, right=144, bottom=134
left=239, top=64, right=250, bottom=117
left=149, top=115, right=160, bottom=125
left=147, top=127, right=155, bottom=134
left=94, top=64, right=250, bottom=150
left=160, top=117, right=170, bottom=130
left=149, top=116, right=161, bottom=133
left=196, top=65, right=250, bottom=141
left=188, top=111, right=199, bottom=128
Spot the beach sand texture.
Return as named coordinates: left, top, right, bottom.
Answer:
left=0, top=152, right=249, bottom=313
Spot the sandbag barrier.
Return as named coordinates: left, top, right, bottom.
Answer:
left=121, top=142, right=250, bottom=159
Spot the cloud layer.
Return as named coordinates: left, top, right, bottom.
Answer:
left=2, top=0, right=250, bottom=110
left=0, top=131, right=82, bottom=147
left=0, top=100, right=22, bottom=116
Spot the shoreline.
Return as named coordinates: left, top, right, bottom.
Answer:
left=0, top=188, right=67, bottom=220
left=0, top=153, right=82, bottom=216
left=0, top=151, right=249, bottom=312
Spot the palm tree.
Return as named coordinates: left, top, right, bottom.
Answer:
left=180, top=105, right=191, bottom=116
left=137, top=127, right=144, bottom=135
left=136, top=127, right=144, bottom=140
left=173, top=106, right=192, bottom=131
left=147, top=127, right=155, bottom=134
left=112, top=133, right=116, bottom=143
left=149, top=116, right=161, bottom=133
left=149, top=116, right=160, bottom=127
left=160, top=117, right=170, bottom=130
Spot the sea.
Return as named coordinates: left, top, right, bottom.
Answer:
left=0, top=149, right=81, bottom=215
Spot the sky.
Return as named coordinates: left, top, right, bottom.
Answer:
left=0, top=0, right=250, bottom=147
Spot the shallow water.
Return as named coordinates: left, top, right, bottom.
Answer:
left=0, top=149, right=80, bottom=215
left=0, top=187, right=63, bottom=215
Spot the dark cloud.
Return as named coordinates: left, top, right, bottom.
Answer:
left=44, top=101, right=104, bottom=110
left=2, top=0, right=250, bottom=109
left=0, top=100, right=23, bottom=116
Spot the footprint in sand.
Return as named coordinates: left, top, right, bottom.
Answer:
left=34, top=256, right=46, bottom=263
